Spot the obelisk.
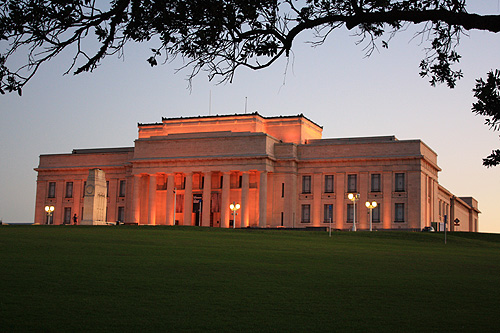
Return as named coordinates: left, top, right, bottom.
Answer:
left=81, top=168, right=108, bottom=225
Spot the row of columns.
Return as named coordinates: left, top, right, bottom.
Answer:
left=131, top=171, right=267, bottom=227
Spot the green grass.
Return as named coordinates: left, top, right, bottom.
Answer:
left=1, top=226, right=500, bottom=332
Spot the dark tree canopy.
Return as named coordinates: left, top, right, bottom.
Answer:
left=1, top=0, right=499, bottom=165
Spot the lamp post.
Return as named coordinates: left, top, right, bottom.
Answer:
left=348, top=193, right=359, bottom=231
left=229, top=202, right=240, bottom=229
left=44, top=205, right=54, bottom=225
left=365, top=201, right=378, bottom=232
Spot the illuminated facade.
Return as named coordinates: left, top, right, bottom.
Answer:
left=34, top=113, right=480, bottom=231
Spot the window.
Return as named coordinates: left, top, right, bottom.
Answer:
left=117, top=207, right=125, bottom=222
left=324, top=175, right=334, bottom=193
left=157, top=174, right=167, bottom=190
left=281, top=183, right=285, bottom=198
left=301, top=204, right=311, bottom=223
left=302, top=176, right=311, bottom=194
left=395, top=203, right=405, bottom=222
left=48, top=182, right=56, bottom=198
left=193, top=173, right=204, bottom=190
left=106, top=181, right=109, bottom=197
left=395, top=173, right=405, bottom=192
left=119, top=180, right=126, bottom=197
left=323, top=204, right=333, bottom=223
left=372, top=205, right=381, bottom=223
left=65, top=182, right=73, bottom=198
left=371, top=174, right=381, bottom=192
left=83, top=181, right=86, bottom=197
left=64, top=207, right=71, bottom=224
left=347, top=174, right=357, bottom=193
left=347, top=203, right=354, bottom=223
left=281, top=212, right=284, bottom=226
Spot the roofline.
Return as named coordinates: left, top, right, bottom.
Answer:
left=138, top=112, right=323, bottom=129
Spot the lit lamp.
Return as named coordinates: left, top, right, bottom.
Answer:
left=229, top=202, right=241, bottom=229
left=365, top=201, right=378, bottom=232
left=347, top=193, right=360, bottom=231
left=44, top=205, right=55, bottom=225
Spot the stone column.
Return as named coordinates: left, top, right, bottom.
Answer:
left=335, top=173, right=345, bottom=229
left=383, top=171, right=392, bottom=229
left=131, top=174, right=141, bottom=224
left=183, top=172, right=193, bottom=226
left=286, top=172, right=298, bottom=228
left=104, top=179, right=115, bottom=224
left=359, top=172, right=369, bottom=229
left=241, top=172, right=250, bottom=228
left=221, top=172, right=231, bottom=228
left=312, top=173, right=322, bottom=226
left=34, top=180, right=47, bottom=224
left=259, top=171, right=268, bottom=227
left=166, top=174, right=175, bottom=226
left=148, top=174, right=157, bottom=225
left=202, top=171, right=212, bottom=227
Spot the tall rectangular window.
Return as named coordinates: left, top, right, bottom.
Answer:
left=323, top=204, right=333, bottom=223
left=395, top=203, right=405, bottom=222
left=106, top=181, right=109, bottom=197
left=371, top=174, right=381, bottom=192
left=83, top=181, right=86, bottom=197
left=48, top=182, right=56, bottom=198
left=64, top=207, right=71, bottom=224
left=301, top=204, right=311, bottom=223
left=302, top=176, right=311, bottom=194
left=347, top=174, right=357, bottom=193
left=65, top=182, right=73, bottom=198
left=395, top=173, right=405, bottom=192
left=281, top=183, right=285, bottom=198
left=119, top=180, right=126, bottom=197
left=347, top=203, right=354, bottom=222
left=324, top=175, right=334, bottom=193
left=372, top=205, right=381, bottom=223
left=117, top=207, right=125, bottom=222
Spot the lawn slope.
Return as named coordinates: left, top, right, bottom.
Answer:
left=1, top=226, right=499, bottom=332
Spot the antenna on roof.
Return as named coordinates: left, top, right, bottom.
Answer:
left=245, top=97, right=248, bottom=114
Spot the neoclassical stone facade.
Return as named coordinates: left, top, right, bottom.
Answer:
left=34, top=113, right=480, bottom=231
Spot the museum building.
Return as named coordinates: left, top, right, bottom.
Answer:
left=34, top=113, right=480, bottom=231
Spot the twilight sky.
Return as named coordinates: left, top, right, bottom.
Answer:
left=1, top=1, right=499, bottom=232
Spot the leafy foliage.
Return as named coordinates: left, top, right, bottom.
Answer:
left=1, top=0, right=500, bottom=165
left=472, top=70, right=500, bottom=167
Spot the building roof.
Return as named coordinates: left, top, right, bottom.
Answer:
left=71, top=147, right=134, bottom=154
left=138, top=112, right=323, bottom=129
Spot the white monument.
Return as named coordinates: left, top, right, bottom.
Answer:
left=81, top=168, right=108, bottom=225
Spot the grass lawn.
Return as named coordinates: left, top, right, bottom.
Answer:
left=1, top=226, right=499, bottom=332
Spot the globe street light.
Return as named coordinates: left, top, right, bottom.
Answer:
left=365, top=201, right=378, bottom=232
left=44, top=205, right=55, bottom=225
left=347, top=193, right=360, bottom=231
left=229, top=202, right=241, bottom=229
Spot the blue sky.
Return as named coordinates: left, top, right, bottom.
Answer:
left=1, top=1, right=499, bottom=232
